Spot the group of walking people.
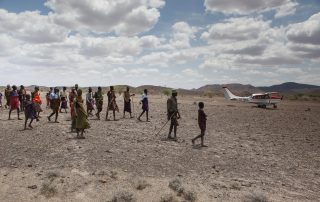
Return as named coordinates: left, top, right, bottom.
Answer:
left=1, top=84, right=208, bottom=146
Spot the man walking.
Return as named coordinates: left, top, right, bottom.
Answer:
left=167, top=90, right=180, bottom=140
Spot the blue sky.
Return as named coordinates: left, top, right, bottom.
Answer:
left=0, top=0, right=319, bottom=88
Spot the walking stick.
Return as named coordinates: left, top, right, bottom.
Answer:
left=132, top=96, right=135, bottom=117
left=154, top=112, right=176, bottom=136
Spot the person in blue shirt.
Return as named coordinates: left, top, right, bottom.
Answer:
left=137, top=89, right=149, bottom=122
left=47, top=88, right=61, bottom=123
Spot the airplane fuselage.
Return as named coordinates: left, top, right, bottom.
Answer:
left=223, top=87, right=282, bottom=108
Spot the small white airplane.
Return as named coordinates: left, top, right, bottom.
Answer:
left=222, top=87, right=283, bottom=108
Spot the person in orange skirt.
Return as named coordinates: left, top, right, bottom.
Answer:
left=8, top=85, right=22, bottom=120
left=31, top=86, right=43, bottom=117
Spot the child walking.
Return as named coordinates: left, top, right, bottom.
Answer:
left=137, top=89, right=149, bottom=122
left=192, top=102, right=208, bottom=147
left=24, top=94, right=39, bottom=130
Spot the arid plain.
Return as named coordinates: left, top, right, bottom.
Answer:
left=0, top=93, right=319, bottom=202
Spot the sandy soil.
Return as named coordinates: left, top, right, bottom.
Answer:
left=0, top=94, right=319, bottom=202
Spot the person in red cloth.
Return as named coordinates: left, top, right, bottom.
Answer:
left=192, top=102, right=208, bottom=147
left=8, top=85, right=22, bottom=120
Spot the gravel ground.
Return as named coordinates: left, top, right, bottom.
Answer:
left=0, top=94, right=319, bottom=201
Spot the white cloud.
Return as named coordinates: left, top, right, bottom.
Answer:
left=45, top=0, right=164, bottom=36
left=286, top=12, right=320, bottom=45
left=274, top=1, right=298, bottom=18
left=0, top=34, right=18, bottom=56
left=0, top=1, right=319, bottom=88
left=182, top=68, right=204, bottom=78
left=138, top=49, right=199, bottom=67
left=201, top=17, right=270, bottom=42
left=0, top=9, right=69, bottom=43
left=145, top=0, right=165, bottom=8
left=204, top=0, right=298, bottom=17
left=138, top=51, right=170, bottom=67
left=288, top=43, right=320, bottom=59
left=79, top=36, right=142, bottom=58
left=276, top=67, right=303, bottom=74
left=170, top=21, right=198, bottom=48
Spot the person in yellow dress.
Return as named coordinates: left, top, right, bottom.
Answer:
left=75, top=89, right=90, bottom=139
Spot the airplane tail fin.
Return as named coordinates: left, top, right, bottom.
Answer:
left=222, top=87, right=238, bottom=100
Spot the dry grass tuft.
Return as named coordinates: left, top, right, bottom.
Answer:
left=134, top=179, right=150, bottom=190
left=183, top=190, right=197, bottom=202
left=40, top=182, right=57, bottom=198
left=160, top=194, right=179, bottom=202
left=244, top=192, right=268, bottom=202
left=169, top=178, right=182, bottom=192
left=110, top=171, right=118, bottom=180
left=46, top=171, right=59, bottom=181
left=110, top=191, right=136, bottom=202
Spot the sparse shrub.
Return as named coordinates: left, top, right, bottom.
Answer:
left=110, top=171, right=118, bottom=180
left=203, top=91, right=214, bottom=98
left=162, top=89, right=171, bottom=97
left=231, top=182, right=241, bottom=190
left=160, top=194, right=179, bottom=202
left=243, top=192, right=268, bottom=202
left=177, top=186, right=185, bottom=196
left=40, top=182, right=57, bottom=198
left=169, top=178, right=182, bottom=192
left=110, top=191, right=136, bottom=202
left=134, top=179, right=150, bottom=190
left=183, top=190, right=197, bottom=202
left=46, top=171, right=59, bottom=181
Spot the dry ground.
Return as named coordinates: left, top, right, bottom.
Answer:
left=0, top=93, right=319, bottom=202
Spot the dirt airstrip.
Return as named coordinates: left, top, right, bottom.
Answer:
left=0, top=94, right=319, bottom=202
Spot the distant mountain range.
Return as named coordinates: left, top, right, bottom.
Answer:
left=194, top=82, right=320, bottom=96
left=258, top=82, right=320, bottom=93
left=1, top=82, right=319, bottom=96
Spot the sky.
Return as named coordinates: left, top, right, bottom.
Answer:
left=0, top=0, right=319, bottom=89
